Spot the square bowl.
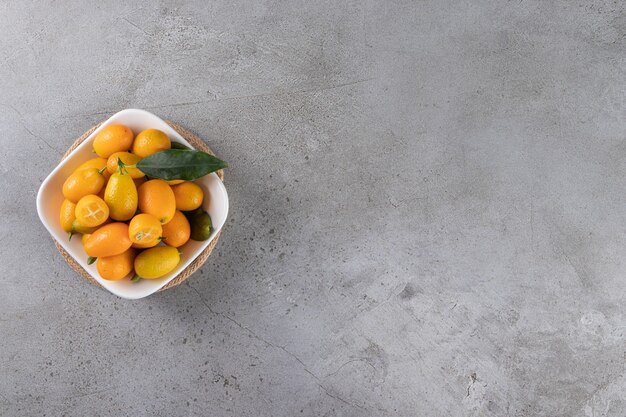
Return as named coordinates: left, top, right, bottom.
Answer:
left=36, top=109, right=229, bottom=299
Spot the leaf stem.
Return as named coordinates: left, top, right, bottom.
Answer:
left=117, top=158, right=128, bottom=175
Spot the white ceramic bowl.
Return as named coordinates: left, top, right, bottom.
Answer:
left=36, top=109, right=229, bottom=299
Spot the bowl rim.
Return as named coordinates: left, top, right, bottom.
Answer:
left=36, top=108, right=229, bottom=299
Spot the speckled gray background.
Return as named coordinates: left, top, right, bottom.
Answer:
left=2, top=1, right=626, bottom=416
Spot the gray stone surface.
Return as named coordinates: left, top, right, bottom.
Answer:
left=1, top=0, right=626, bottom=415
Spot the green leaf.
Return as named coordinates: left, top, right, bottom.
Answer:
left=136, top=150, right=227, bottom=181
left=171, top=142, right=191, bottom=150
left=130, top=274, right=141, bottom=283
left=87, top=256, right=97, bottom=265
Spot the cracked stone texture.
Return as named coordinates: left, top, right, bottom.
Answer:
left=2, top=0, right=626, bottom=416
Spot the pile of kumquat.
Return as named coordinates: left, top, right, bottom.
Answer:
left=60, top=124, right=216, bottom=282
